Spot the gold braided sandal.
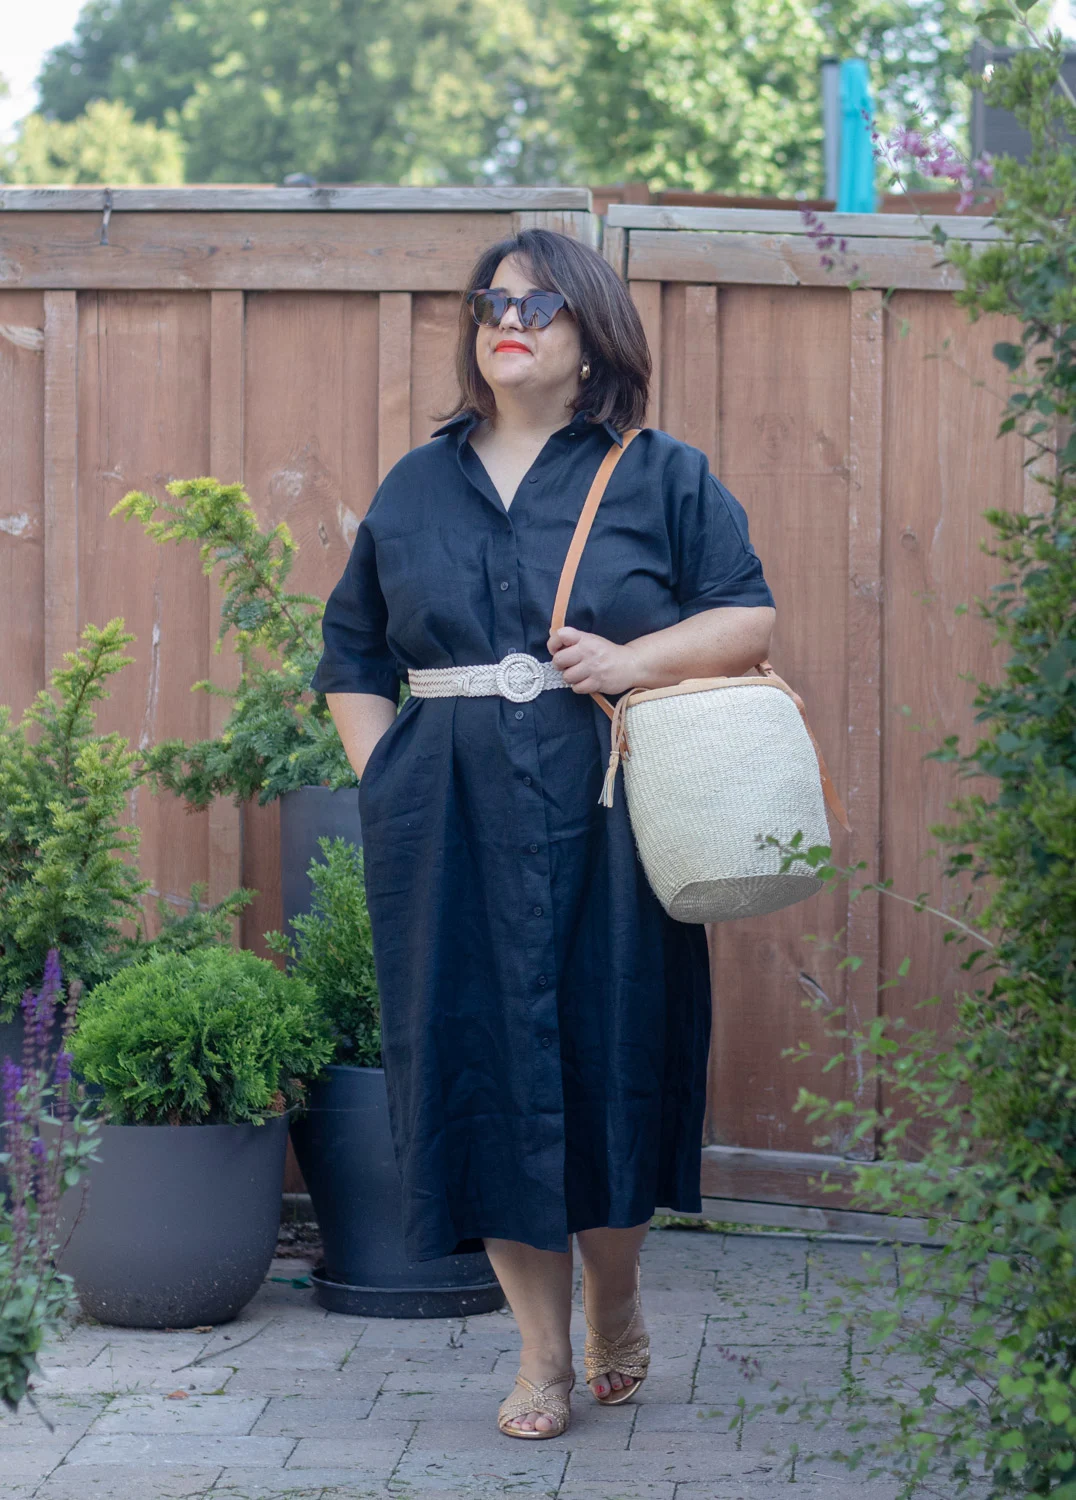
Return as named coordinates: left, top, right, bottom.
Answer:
left=581, top=1258, right=650, bottom=1405
left=497, top=1366, right=576, bottom=1439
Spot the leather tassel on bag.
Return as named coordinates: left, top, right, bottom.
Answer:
left=597, top=690, right=633, bottom=809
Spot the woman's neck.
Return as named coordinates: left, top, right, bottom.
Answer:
left=484, top=387, right=581, bottom=444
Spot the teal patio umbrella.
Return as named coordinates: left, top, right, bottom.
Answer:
left=838, top=58, right=877, bottom=212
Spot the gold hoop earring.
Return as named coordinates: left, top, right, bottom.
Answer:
left=580, top=360, right=591, bottom=380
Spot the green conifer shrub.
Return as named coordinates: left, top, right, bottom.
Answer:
left=69, top=945, right=334, bottom=1126
left=265, top=837, right=381, bottom=1069
left=0, top=619, right=252, bottom=1021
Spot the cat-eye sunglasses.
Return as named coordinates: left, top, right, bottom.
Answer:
left=466, top=289, right=568, bottom=330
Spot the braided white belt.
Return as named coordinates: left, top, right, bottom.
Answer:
left=408, top=653, right=568, bottom=705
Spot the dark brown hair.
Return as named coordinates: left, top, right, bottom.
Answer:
left=437, top=228, right=650, bottom=433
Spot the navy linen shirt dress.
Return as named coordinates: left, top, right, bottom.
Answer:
left=310, top=407, right=774, bottom=1264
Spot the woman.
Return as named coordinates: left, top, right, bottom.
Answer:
left=310, top=228, right=775, bottom=1440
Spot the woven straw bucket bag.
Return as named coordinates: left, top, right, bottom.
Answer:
left=552, top=429, right=849, bottom=925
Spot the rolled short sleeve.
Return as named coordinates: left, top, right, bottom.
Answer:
left=674, top=466, right=775, bottom=618
left=309, top=518, right=401, bottom=702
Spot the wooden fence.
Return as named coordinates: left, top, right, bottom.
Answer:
left=0, top=187, right=1035, bottom=1230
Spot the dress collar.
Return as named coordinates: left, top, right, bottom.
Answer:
left=431, top=408, right=625, bottom=448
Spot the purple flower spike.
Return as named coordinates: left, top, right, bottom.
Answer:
left=54, top=1051, right=73, bottom=1087
left=30, top=1135, right=46, bottom=1161
left=42, top=949, right=62, bottom=1004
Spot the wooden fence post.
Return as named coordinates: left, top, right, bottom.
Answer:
left=207, top=290, right=246, bottom=936
left=845, top=287, right=885, bottom=1152
left=377, top=293, right=413, bottom=484
left=629, top=281, right=662, bottom=430
left=43, top=291, right=78, bottom=679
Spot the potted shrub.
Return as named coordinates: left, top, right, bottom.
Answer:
left=0, top=619, right=252, bottom=1199
left=267, top=838, right=505, bottom=1318
left=56, top=945, right=333, bottom=1329
left=111, top=480, right=367, bottom=911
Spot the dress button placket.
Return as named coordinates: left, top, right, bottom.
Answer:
left=495, top=570, right=559, bottom=1120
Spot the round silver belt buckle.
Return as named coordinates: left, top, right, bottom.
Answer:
left=496, top=653, right=545, bottom=703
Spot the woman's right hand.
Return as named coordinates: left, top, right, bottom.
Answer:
left=325, top=692, right=398, bottom=779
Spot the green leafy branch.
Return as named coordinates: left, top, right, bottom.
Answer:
left=0, top=618, right=254, bottom=1021
left=112, top=479, right=361, bottom=807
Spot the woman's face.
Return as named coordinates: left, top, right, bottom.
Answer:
left=473, top=254, right=584, bottom=409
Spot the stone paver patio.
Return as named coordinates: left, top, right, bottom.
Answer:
left=1, top=1226, right=955, bottom=1500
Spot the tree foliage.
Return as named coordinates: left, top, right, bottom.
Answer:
left=3, top=98, right=185, bottom=185
left=28, top=0, right=1052, bottom=191
left=34, top=0, right=569, bottom=186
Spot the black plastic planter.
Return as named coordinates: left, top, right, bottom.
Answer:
left=55, top=1112, right=292, bottom=1328
left=279, top=784, right=363, bottom=933
left=290, top=1065, right=505, bottom=1318
left=281, top=784, right=504, bottom=1317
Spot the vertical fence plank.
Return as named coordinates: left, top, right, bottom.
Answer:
left=659, top=285, right=685, bottom=439
left=411, top=293, right=461, bottom=443
left=601, top=224, right=627, bottom=280
left=0, top=292, right=46, bottom=709
left=630, top=280, right=662, bottom=429
left=683, top=285, right=719, bottom=468
left=208, top=291, right=246, bottom=933
left=845, top=288, right=885, bottom=1152
left=707, top=285, right=852, bottom=1155
left=43, top=291, right=79, bottom=680
left=378, top=293, right=413, bottom=481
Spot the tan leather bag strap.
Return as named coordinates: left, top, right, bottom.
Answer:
left=550, top=428, right=643, bottom=723
left=549, top=430, right=851, bottom=834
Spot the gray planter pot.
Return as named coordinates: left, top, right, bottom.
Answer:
left=55, top=1112, right=292, bottom=1328
left=290, top=1065, right=505, bottom=1318
left=279, top=784, right=362, bottom=934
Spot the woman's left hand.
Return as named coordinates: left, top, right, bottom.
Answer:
left=547, top=626, right=639, bottom=696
